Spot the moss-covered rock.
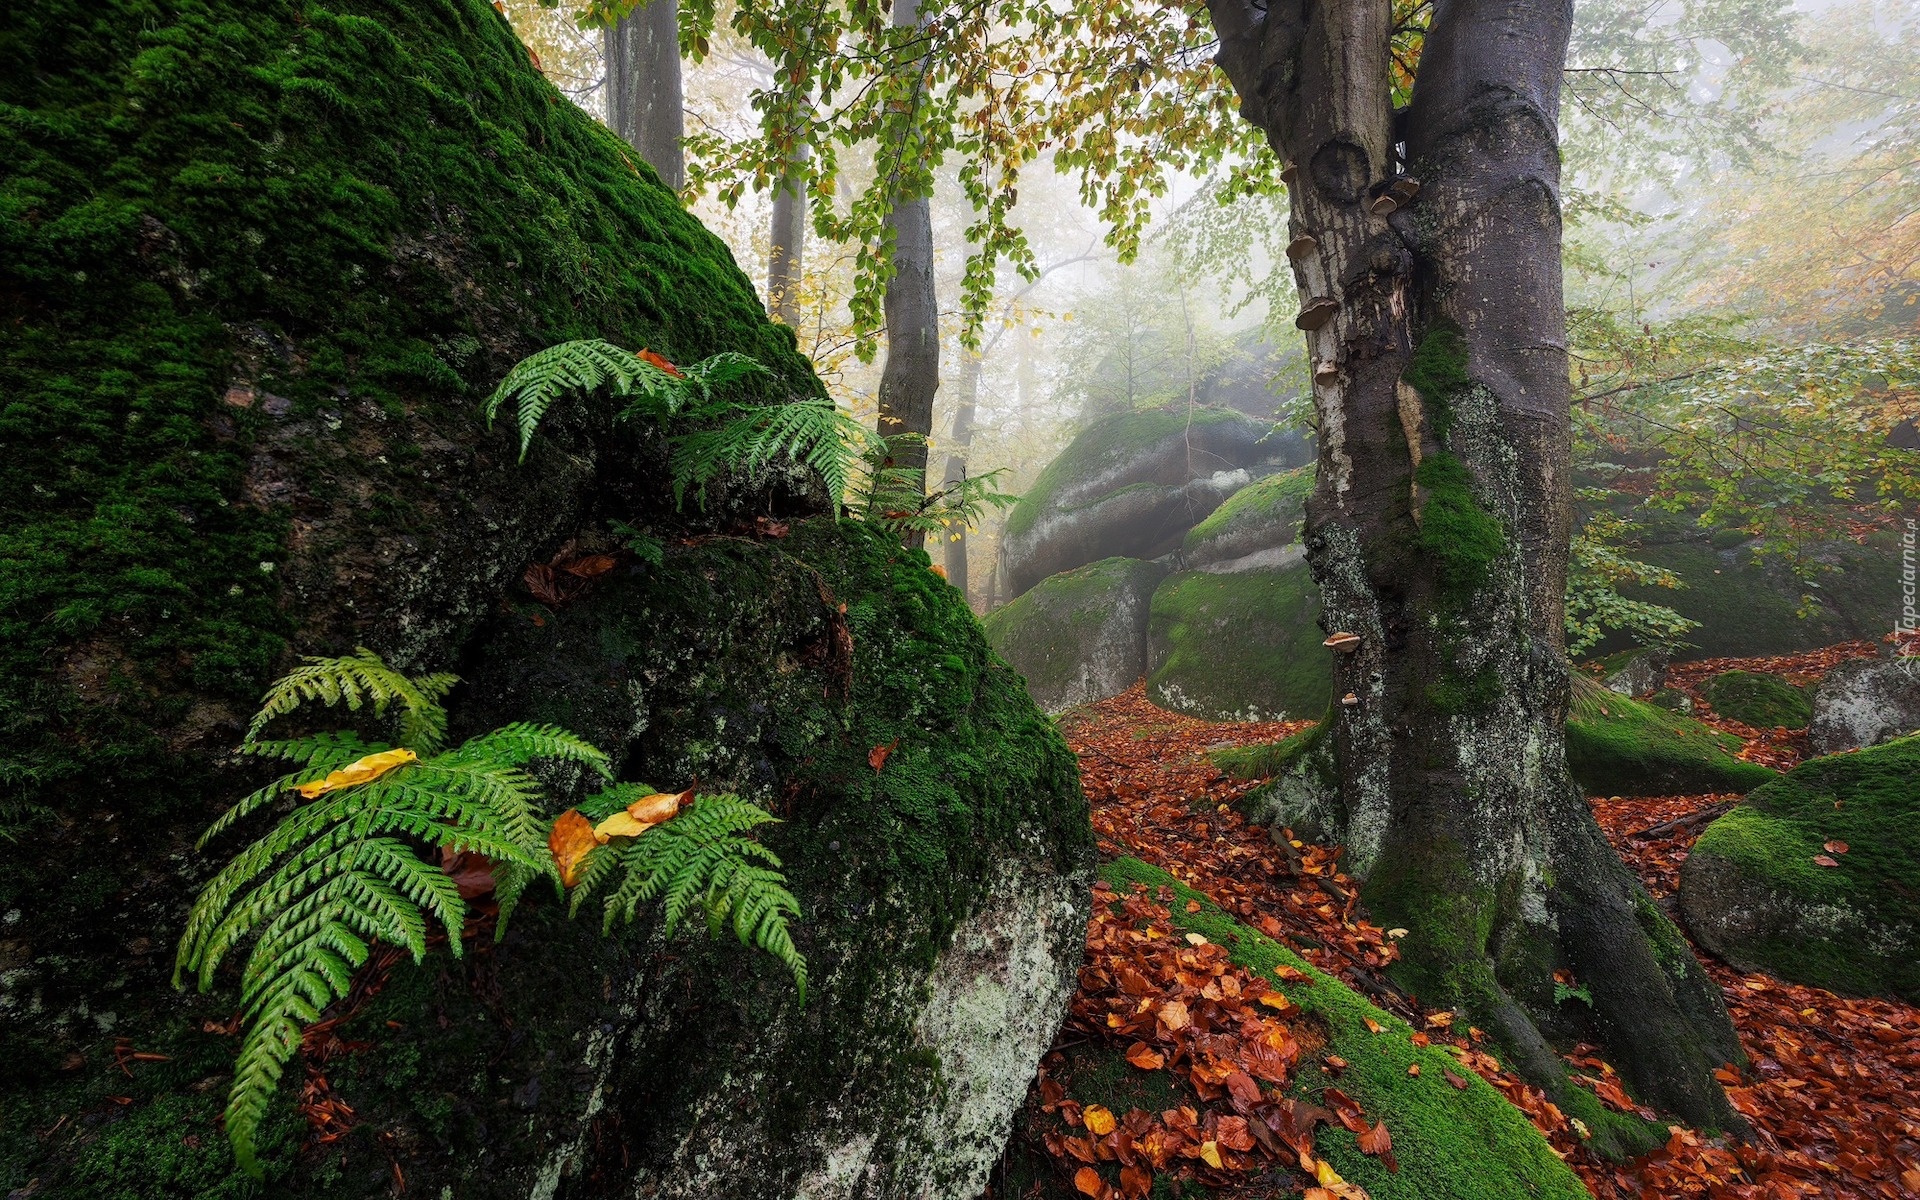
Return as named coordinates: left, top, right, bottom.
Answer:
left=1093, top=860, right=1593, bottom=1200
left=1180, top=465, right=1311, bottom=568
left=1594, top=507, right=1897, bottom=658
left=0, top=3, right=1092, bottom=1194
left=1681, top=735, right=1920, bottom=1001
left=1700, top=670, right=1812, bottom=729
left=982, top=557, right=1166, bottom=713
left=1567, top=683, right=1777, bottom=797
left=1145, top=559, right=1332, bottom=722
left=999, top=408, right=1310, bottom=597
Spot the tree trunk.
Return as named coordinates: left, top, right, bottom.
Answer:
left=768, top=143, right=809, bottom=327
left=874, top=0, right=940, bottom=505
left=603, top=0, right=683, bottom=191
left=940, top=349, right=982, bottom=600
left=1206, top=0, right=1745, bottom=1136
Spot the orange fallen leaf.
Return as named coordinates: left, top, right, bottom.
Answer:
left=1118, top=1164, right=1152, bottom=1199
left=1357, top=1121, right=1395, bottom=1170
left=1083, top=1104, right=1116, bottom=1136
left=1125, top=1042, right=1164, bottom=1070
left=549, top=809, right=597, bottom=888
left=1324, top=1054, right=1349, bottom=1071
left=1257, top=991, right=1291, bottom=1010
left=869, top=739, right=899, bottom=771
left=593, top=788, right=690, bottom=840
left=1158, top=1000, right=1191, bottom=1032
left=930, top=563, right=948, bottom=579
left=1410, top=1031, right=1430, bottom=1047
left=1406, top=1063, right=1420, bottom=1076
left=297, top=748, right=417, bottom=799
left=1074, top=1166, right=1104, bottom=1197
left=1363, top=1016, right=1385, bottom=1034
left=1812, top=854, right=1840, bottom=867
left=638, top=348, right=683, bottom=377
left=1305, top=1191, right=1338, bottom=1200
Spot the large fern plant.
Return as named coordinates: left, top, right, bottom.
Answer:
left=178, top=649, right=804, bottom=1177
left=484, top=340, right=1012, bottom=527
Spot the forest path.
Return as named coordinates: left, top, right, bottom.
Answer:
left=998, top=662, right=1919, bottom=1199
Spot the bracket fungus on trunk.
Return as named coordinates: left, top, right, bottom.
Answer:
left=1323, top=632, right=1362, bottom=653
left=1295, top=297, right=1340, bottom=331
left=1286, top=234, right=1319, bottom=260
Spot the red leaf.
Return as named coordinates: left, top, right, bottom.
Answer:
left=869, top=739, right=899, bottom=771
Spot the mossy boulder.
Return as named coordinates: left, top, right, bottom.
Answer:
left=1807, top=656, right=1920, bottom=753
left=999, top=408, right=1310, bottom=598
left=1566, top=684, right=1777, bottom=797
left=1681, top=736, right=1920, bottom=1001
left=982, top=557, right=1166, bottom=713
left=1145, top=558, right=1332, bottom=722
left=0, top=2, right=1092, bottom=1195
left=1700, top=670, right=1812, bottom=729
left=1180, top=465, right=1312, bottom=568
left=1595, top=507, right=1897, bottom=658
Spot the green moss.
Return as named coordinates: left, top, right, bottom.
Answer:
left=1402, top=322, right=1472, bottom=436
left=1414, top=454, right=1507, bottom=605
left=981, top=557, right=1162, bottom=709
left=1566, top=684, right=1777, bottom=796
left=1003, top=407, right=1255, bottom=539
left=1210, top=719, right=1326, bottom=781
left=1182, top=465, right=1312, bottom=551
left=1699, top=670, right=1812, bottom=729
left=1427, top=663, right=1502, bottom=715
left=1145, top=563, right=1331, bottom=721
left=1687, top=735, right=1920, bottom=999
left=1098, top=858, right=1590, bottom=1200
left=0, top=0, right=817, bottom=842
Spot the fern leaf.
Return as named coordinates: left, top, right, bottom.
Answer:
left=245, top=648, right=452, bottom=754
left=483, top=339, right=655, bottom=462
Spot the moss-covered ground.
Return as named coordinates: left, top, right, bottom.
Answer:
left=1687, top=734, right=1920, bottom=999
left=1699, top=670, right=1812, bottom=729
left=1095, top=859, right=1591, bottom=1200
left=1567, top=684, right=1778, bottom=796
left=1146, top=564, right=1331, bottom=722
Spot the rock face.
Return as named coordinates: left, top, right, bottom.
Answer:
left=998, top=408, right=1311, bottom=598
left=0, top=4, right=1091, bottom=1195
left=1806, top=656, right=1920, bottom=753
left=982, top=558, right=1167, bottom=713
left=1598, top=508, right=1898, bottom=658
left=1146, top=559, right=1332, bottom=722
left=1682, top=736, right=1920, bottom=1001
left=1565, top=682, right=1777, bottom=797
left=1180, top=466, right=1312, bottom=570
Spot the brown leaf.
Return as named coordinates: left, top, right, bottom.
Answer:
left=1157, top=1000, right=1191, bottom=1032
left=1442, top=1067, right=1469, bottom=1090
left=1406, top=1062, right=1420, bottom=1077
left=438, top=848, right=497, bottom=899
left=548, top=809, right=597, bottom=889
left=1357, top=1120, right=1395, bottom=1170
left=869, top=739, right=899, bottom=771
left=561, top=553, right=618, bottom=578
left=1125, top=1042, right=1165, bottom=1071
left=1074, top=1166, right=1104, bottom=1196
left=1118, top=1164, right=1153, bottom=1199
left=1823, top=839, right=1848, bottom=854
left=1224, top=1070, right=1262, bottom=1110
left=1812, top=854, right=1841, bottom=867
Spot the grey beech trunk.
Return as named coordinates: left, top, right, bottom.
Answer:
left=874, top=0, right=940, bottom=501
left=1207, top=0, right=1744, bottom=1135
left=604, top=0, right=683, bottom=191
left=941, top=349, right=982, bottom=597
left=769, top=143, right=809, bottom=327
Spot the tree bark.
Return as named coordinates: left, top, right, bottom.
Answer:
left=604, top=0, right=683, bottom=191
left=940, top=348, right=982, bottom=599
left=768, top=143, right=809, bottom=327
left=874, top=0, right=940, bottom=504
left=1205, top=0, right=1745, bottom=1136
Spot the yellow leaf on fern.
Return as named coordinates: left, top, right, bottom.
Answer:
left=549, top=809, right=597, bottom=888
left=296, top=748, right=418, bottom=799
left=592, top=788, right=689, bottom=842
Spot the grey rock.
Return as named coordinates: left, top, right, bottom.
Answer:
left=983, top=557, right=1167, bottom=713
left=1807, top=656, right=1920, bottom=753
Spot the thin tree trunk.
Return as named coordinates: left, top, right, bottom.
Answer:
left=941, top=349, right=981, bottom=600
left=874, top=0, right=940, bottom=506
left=1206, top=0, right=1743, bottom=1136
left=768, top=143, right=809, bottom=327
left=603, top=0, right=683, bottom=191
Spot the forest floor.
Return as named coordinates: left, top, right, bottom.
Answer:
left=996, top=641, right=1920, bottom=1200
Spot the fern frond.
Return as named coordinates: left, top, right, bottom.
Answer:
left=484, top=339, right=668, bottom=462
left=245, top=647, right=454, bottom=754
left=573, top=794, right=805, bottom=1000
left=670, top=399, right=870, bottom=508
